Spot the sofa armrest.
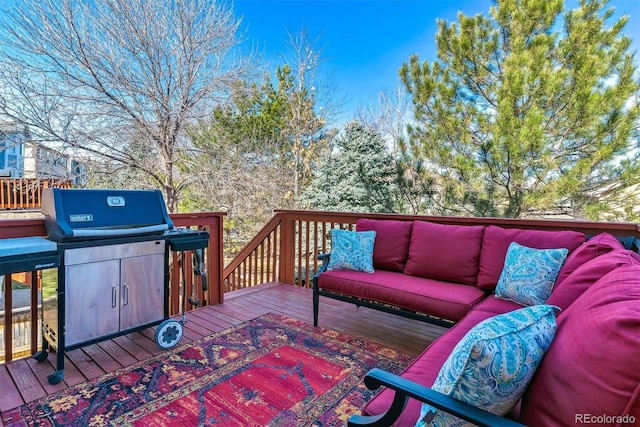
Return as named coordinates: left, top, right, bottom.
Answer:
left=347, top=369, right=526, bottom=427
left=314, top=253, right=331, bottom=278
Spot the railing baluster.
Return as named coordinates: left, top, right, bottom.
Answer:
left=248, top=250, right=252, bottom=288
left=273, top=228, right=278, bottom=282
left=264, top=235, right=268, bottom=282
left=304, top=220, right=311, bottom=287
left=252, top=250, right=257, bottom=287
left=296, top=220, right=302, bottom=287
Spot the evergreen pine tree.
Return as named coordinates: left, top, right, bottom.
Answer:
left=299, top=121, right=398, bottom=213
left=401, top=0, right=640, bottom=219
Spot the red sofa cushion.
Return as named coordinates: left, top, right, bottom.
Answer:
left=317, top=269, right=487, bottom=322
left=547, top=249, right=640, bottom=311
left=403, top=221, right=484, bottom=286
left=356, top=218, right=413, bottom=272
left=476, top=226, right=585, bottom=291
left=472, top=295, right=524, bottom=315
left=363, top=309, right=498, bottom=426
left=554, top=232, right=623, bottom=286
left=520, top=265, right=640, bottom=426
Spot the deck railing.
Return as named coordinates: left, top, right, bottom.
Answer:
left=0, top=212, right=225, bottom=364
left=222, top=209, right=640, bottom=291
left=3, top=208, right=640, bottom=364
left=223, top=211, right=358, bottom=291
left=0, top=178, right=72, bottom=210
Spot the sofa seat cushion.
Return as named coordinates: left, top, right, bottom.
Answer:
left=363, top=309, right=499, bottom=426
left=547, top=249, right=640, bottom=311
left=554, top=232, right=623, bottom=286
left=403, top=221, right=484, bottom=285
left=520, top=265, right=640, bottom=426
left=357, top=218, right=414, bottom=272
left=317, top=270, right=487, bottom=322
left=473, top=295, right=524, bottom=315
left=476, top=226, right=585, bottom=292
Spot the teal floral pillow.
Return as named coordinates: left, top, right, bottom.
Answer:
left=326, top=229, right=376, bottom=273
left=495, top=242, right=568, bottom=306
left=416, top=305, right=558, bottom=427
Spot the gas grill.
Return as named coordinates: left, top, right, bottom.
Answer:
left=37, top=188, right=209, bottom=384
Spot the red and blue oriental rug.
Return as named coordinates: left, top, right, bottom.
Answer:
left=2, top=313, right=412, bottom=426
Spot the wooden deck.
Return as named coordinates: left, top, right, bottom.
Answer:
left=0, top=283, right=448, bottom=425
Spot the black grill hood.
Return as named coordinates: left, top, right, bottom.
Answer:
left=42, top=188, right=174, bottom=242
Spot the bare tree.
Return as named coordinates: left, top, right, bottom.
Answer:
left=279, top=28, right=340, bottom=200
left=356, top=83, right=438, bottom=215
left=0, top=0, right=251, bottom=211
left=357, top=82, right=411, bottom=156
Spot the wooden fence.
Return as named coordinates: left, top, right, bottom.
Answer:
left=0, top=178, right=71, bottom=210
left=3, top=208, right=640, bottom=364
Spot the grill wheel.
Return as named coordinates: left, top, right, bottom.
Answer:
left=154, top=319, right=184, bottom=349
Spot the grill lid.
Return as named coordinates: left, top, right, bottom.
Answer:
left=42, top=188, right=174, bottom=242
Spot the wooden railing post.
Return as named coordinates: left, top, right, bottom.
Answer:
left=169, top=212, right=226, bottom=307
left=278, top=212, right=296, bottom=284
left=208, top=215, right=224, bottom=305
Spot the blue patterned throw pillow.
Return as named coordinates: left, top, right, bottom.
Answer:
left=326, top=229, right=376, bottom=273
left=415, top=305, right=558, bottom=427
left=495, top=242, right=568, bottom=306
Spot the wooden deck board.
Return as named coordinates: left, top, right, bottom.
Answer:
left=97, top=340, right=138, bottom=368
left=5, top=360, right=46, bottom=404
left=112, top=335, right=154, bottom=362
left=0, top=366, right=24, bottom=412
left=0, top=283, right=447, bottom=417
left=66, top=348, right=106, bottom=381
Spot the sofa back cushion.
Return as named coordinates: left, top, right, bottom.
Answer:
left=476, top=226, right=585, bottom=291
left=403, top=221, right=484, bottom=285
left=520, top=265, right=640, bottom=426
left=356, top=218, right=413, bottom=272
left=547, top=249, right=640, bottom=311
left=554, top=232, right=623, bottom=286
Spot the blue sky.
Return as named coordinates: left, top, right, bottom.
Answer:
left=234, top=0, right=640, bottom=120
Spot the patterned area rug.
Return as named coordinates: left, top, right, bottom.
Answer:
left=2, top=313, right=412, bottom=426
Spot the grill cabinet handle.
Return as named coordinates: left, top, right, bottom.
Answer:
left=112, top=286, right=117, bottom=308
left=123, top=284, right=129, bottom=306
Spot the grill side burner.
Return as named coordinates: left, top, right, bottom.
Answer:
left=0, top=237, right=58, bottom=274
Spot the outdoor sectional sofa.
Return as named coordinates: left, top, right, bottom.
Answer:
left=312, top=218, right=640, bottom=426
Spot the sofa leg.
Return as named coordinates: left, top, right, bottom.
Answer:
left=313, top=282, right=319, bottom=327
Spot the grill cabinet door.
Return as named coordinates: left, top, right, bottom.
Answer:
left=64, top=259, right=120, bottom=346
left=119, top=250, right=165, bottom=331
left=62, top=240, right=165, bottom=348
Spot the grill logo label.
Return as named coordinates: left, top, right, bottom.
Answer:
left=35, top=263, right=57, bottom=269
left=69, top=214, right=93, bottom=222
